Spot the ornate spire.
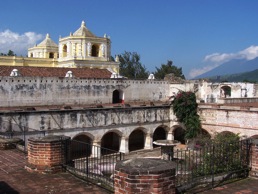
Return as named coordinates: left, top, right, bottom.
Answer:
left=81, top=20, right=85, bottom=27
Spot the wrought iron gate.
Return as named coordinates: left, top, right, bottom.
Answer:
left=62, top=139, right=124, bottom=192
left=174, top=139, right=251, bottom=193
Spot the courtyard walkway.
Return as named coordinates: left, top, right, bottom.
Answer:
left=1, top=148, right=258, bottom=193
left=0, top=149, right=110, bottom=194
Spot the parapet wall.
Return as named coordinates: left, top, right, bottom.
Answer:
left=0, top=76, right=170, bottom=107
left=199, top=105, right=258, bottom=137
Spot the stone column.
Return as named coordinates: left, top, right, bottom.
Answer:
left=250, top=138, right=258, bottom=177
left=119, top=136, right=129, bottom=153
left=144, top=133, right=153, bottom=150
left=115, top=158, right=176, bottom=194
left=91, top=141, right=101, bottom=158
left=82, top=40, right=86, bottom=58
left=25, top=135, right=71, bottom=174
left=167, top=131, right=174, bottom=140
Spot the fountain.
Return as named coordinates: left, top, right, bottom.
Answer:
left=153, top=140, right=180, bottom=160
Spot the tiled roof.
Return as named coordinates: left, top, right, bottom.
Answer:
left=0, top=66, right=112, bottom=78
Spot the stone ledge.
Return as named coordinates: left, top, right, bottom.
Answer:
left=0, top=137, right=22, bottom=150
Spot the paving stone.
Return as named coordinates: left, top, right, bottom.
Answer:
left=0, top=149, right=110, bottom=194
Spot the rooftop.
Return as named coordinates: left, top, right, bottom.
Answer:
left=0, top=66, right=112, bottom=78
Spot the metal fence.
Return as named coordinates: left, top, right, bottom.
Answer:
left=63, top=139, right=125, bottom=192
left=174, top=139, right=251, bottom=193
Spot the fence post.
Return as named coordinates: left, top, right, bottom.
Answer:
left=250, top=138, right=258, bottom=178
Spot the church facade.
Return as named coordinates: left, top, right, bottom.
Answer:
left=0, top=21, right=120, bottom=74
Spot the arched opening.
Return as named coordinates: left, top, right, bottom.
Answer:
left=220, top=86, right=231, bottom=98
left=49, top=52, right=54, bottom=58
left=129, top=129, right=145, bottom=152
left=200, top=128, right=211, bottom=138
left=101, top=132, right=120, bottom=155
left=173, top=126, right=185, bottom=144
left=112, top=89, right=123, bottom=104
left=92, top=44, right=99, bottom=57
left=71, top=134, right=92, bottom=159
left=62, top=44, right=67, bottom=57
left=153, top=126, right=167, bottom=148
left=30, top=53, right=33, bottom=57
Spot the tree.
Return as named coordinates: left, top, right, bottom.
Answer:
left=154, top=60, right=185, bottom=80
left=7, top=50, right=15, bottom=56
left=0, top=50, right=16, bottom=56
left=172, top=91, right=201, bottom=139
left=118, top=51, right=149, bottom=79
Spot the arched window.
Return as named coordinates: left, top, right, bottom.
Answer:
left=112, top=90, right=124, bottom=104
left=62, top=44, right=67, bottom=57
left=92, top=44, right=99, bottom=57
left=220, top=86, right=231, bottom=98
left=49, top=52, right=54, bottom=58
left=30, top=53, right=33, bottom=58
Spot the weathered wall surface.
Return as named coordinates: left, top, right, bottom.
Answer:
left=0, top=105, right=171, bottom=140
left=199, top=105, right=258, bottom=137
left=0, top=77, right=170, bottom=107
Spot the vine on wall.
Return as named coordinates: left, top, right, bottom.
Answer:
left=172, top=91, right=201, bottom=139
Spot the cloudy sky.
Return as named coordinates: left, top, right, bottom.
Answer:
left=0, top=0, right=258, bottom=78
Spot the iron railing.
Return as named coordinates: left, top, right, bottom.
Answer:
left=174, top=139, right=251, bottom=193
left=63, top=139, right=124, bottom=192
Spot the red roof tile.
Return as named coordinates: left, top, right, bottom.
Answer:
left=0, top=66, right=112, bottom=79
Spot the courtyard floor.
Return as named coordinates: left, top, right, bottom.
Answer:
left=0, top=149, right=110, bottom=194
left=1, top=148, right=258, bottom=194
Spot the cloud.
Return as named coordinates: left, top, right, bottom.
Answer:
left=189, top=64, right=220, bottom=78
left=204, top=45, right=258, bottom=64
left=0, top=29, right=43, bottom=56
left=189, top=45, right=258, bottom=78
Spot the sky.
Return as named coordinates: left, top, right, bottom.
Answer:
left=0, top=0, right=258, bottom=79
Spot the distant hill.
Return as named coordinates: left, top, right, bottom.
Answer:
left=195, top=57, right=258, bottom=79
left=207, top=69, right=258, bottom=82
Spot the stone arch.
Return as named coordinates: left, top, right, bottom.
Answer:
left=92, top=44, right=99, bottom=57
left=220, top=85, right=231, bottom=98
left=71, top=133, right=93, bottom=159
left=101, top=130, right=122, bottom=154
left=129, top=128, right=146, bottom=152
left=112, top=89, right=124, bottom=104
left=172, top=125, right=186, bottom=144
left=30, top=53, right=33, bottom=57
left=219, top=131, right=235, bottom=136
left=200, top=128, right=211, bottom=138
left=62, top=44, right=67, bottom=57
left=153, top=125, right=169, bottom=148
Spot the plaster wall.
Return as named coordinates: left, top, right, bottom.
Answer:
left=0, top=106, right=171, bottom=140
left=199, top=105, right=258, bottom=137
left=0, top=77, right=170, bottom=107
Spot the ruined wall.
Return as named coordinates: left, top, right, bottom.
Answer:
left=0, top=76, right=170, bottom=107
left=0, top=105, right=171, bottom=135
left=199, top=105, right=258, bottom=137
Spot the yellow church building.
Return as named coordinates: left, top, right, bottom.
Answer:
left=0, top=21, right=120, bottom=74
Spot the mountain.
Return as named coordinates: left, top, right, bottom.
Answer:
left=195, top=57, right=258, bottom=79
left=208, top=69, right=258, bottom=82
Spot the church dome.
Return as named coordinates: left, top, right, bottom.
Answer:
left=73, top=21, right=96, bottom=37
left=38, top=34, right=58, bottom=48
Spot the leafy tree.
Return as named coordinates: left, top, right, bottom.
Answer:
left=118, top=51, right=149, bottom=79
left=7, top=50, right=15, bottom=56
left=172, top=91, right=201, bottom=139
left=0, top=50, right=16, bottom=56
left=154, top=60, right=185, bottom=79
